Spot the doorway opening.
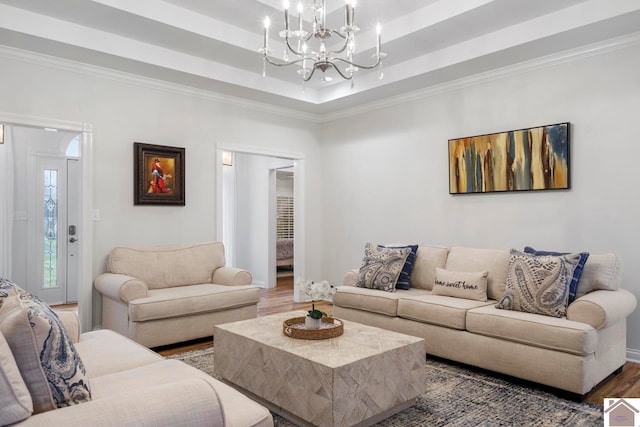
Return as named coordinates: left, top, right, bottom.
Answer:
left=216, top=145, right=305, bottom=297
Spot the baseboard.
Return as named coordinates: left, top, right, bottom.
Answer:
left=252, top=280, right=266, bottom=288
left=627, top=348, right=640, bottom=363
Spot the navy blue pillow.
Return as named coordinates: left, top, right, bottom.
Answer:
left=382, top=245, right=419, bottom=290
left=523, top=246, right=589, bottom=303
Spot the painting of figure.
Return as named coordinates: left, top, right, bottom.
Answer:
left=134, top=143, right=185, bottom=205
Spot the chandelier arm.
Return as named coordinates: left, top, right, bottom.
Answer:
left=330, top=30, right=346, bottom=40
left=284, top=38, right=305, bottom=56
left=264, top=55, right=308, bottom=67
left=302, top=65, right=318, bottom=82
left=332, top=55, right=382, bottom=70
left=331, top=64, right=354, bottom=80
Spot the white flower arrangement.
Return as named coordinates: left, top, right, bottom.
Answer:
left=297, top=278, right=336, bottom=302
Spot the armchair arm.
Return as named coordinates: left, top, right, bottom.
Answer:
left=16, top=379, right=223, bottom=427
left=212, top=266, right=252, bottom=286
left=567, top=288, right=637, bottom=329
left=343, top=269, right=358, bottom=286
left=94, top=273, right=148, bottom=303
left=54, top=310, right=80, bottom=343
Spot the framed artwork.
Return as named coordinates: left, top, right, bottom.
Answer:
left=134, top=142, right=185, bottom=205
left=448, top=122, right=570, bottom=194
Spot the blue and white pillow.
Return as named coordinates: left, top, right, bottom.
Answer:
left=381, top=245, right=418, bottom=290
left=523, top=246, right=589, bottom=303
left=0, top=280, right=91, bottom=413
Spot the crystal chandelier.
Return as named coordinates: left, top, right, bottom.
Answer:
left=259, top=0, right=385, bottom=83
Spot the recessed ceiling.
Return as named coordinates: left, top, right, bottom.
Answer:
left=1, top=0, right=639, bottom=115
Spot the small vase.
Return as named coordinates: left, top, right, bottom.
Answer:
left=305, top=316, right=321, bottom=330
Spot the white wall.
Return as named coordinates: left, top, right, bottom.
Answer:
left=321, top=43, right=640, bottom=353
left=0, top=56, right=322, bottom=328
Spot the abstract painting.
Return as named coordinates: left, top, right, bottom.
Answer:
left=448, top=123, right=569, bottom=194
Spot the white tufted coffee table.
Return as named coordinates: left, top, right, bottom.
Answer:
left=214, top=310, right=425, bottom=427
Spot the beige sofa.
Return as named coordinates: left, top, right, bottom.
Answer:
left=334, top=245, right=637, bottom=397
left=95, top=242, right=259, bottom=348
left=4, top=310, right=273, bottom=427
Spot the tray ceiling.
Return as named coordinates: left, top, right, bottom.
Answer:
left=1, top=0, right=639, bottom=115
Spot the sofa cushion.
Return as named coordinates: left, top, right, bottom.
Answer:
left=383, top=244, right=418, bottom=290
left=409, top=245, right=450, bottom=290
left=496, top=250, right=582, bottom=318
left=128, top=284, right=260, bottom=322
left=466, top=305, right=597, bottom=356
left=0, top=331, right=33, bottom=425
left=74, top=330, right=163, bottom=378
left=107, top=242, right=226, bottom=289
left=333, top=286, right=429, bottom=317
left=0, top=285, right=91, bottom=414
left=355, top=244, right=412, bottom=292
left=444, top=247, right=509, bottom=300
left=524, top=246, right=589, bottom=303
left=397, top=293, right=494, bottom=330
left=432, top=268, right=488, bottom=301
left=576, top=253, right=622, bottom=298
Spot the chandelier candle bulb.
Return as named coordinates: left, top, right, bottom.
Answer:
left=297, top=2, right=303, bottom=32
left=283, top=1, right=290, bottom=33
left=264, top=16, right=270, bottom=50
left=376, top=23, right=381, bottom=55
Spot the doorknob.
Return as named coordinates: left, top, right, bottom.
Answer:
left=69, top=237, right=78, bottom=243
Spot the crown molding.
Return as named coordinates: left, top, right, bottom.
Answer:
left=0, top=45, right=324, bottom=124
left=320, top=31, right=640, bottom=123
left=2, top=29, right=640, bottom=125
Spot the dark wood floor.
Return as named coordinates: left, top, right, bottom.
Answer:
left=134, top=276, right=640, bottom=405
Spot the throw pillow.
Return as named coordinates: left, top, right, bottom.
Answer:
left=356, top=243, right=412, bottom=292
left=496, top=249, right=582, bottom=317
left=381, top=244, right=418, bottom=290
left=0, top=331, right=33, bottom=425
left=0, top=282, right=91, bottom=414
left=524, top=246, right=589, bottom=303
left=432, top=268, right=489, bottom=301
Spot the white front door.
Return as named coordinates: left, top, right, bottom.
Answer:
left=27, top=155, right=79, bottom=305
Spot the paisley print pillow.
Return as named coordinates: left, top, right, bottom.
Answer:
left=0, top=282, right=91, bottom=413
left=356, top=243, right=412, bottom=292
left=496, top=249, right=581, bottom=317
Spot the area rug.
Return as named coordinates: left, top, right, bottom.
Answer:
left=168, top=348, right=603, bottom=426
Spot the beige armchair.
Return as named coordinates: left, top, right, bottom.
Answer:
left=94, top=242, right=259, bottom=347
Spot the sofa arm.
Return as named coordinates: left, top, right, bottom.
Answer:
left=212, top=267, right=252, bottom=286
left=54, top=310, right=80, bottom=343
left=343, top=269, right=358, bottom=286
left=94, top=273, right=148, bottom=303
left=567, top=288, right=637, bottom=329
left=16, top=379, right=223, bottom=427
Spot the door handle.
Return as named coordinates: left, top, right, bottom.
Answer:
left=69, top=238, right=78, bottom=243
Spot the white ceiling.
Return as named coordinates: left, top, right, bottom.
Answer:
left=1, top=0, right=640, bottom=115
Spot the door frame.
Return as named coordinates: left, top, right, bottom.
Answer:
left=215, top=142, right=306, bottom=300
left=0, top=112, right=93, bottom=331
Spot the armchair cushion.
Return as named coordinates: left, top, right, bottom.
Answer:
left=0, top=285, right=91, bottom=413
left=128, top=284, right=260, bottom=322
